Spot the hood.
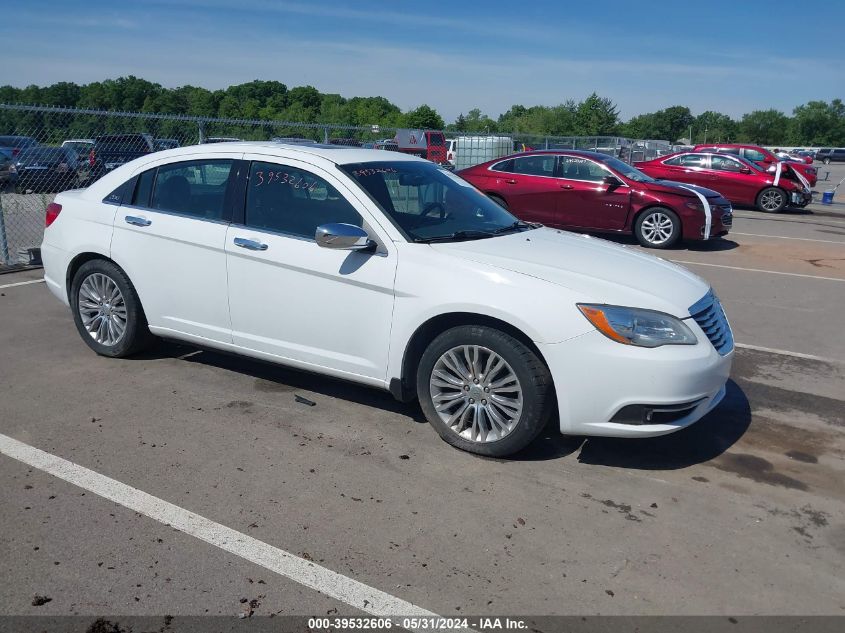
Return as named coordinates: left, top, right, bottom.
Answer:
left=431, top=228, right=710, bottom=318
left=645, top=179, right=722, bottom=199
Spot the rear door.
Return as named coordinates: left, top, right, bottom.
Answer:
left=484, top=155, right=559, bottom=224
left=555, top=155, right=630, bottom=230
left=110, top=154, right=242, bottom=343
left=659, top=153, right=711, bottom=188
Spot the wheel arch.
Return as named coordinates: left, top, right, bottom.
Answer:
left=632, top=203, right=683, bottom=231
left=390, top=312, right=550, bottom=402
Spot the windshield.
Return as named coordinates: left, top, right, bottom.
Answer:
left=602, top=156, right=655, bottom=183
left=340, top=161, right=532, bottom=242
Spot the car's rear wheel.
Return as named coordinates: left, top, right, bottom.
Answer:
left=70, top=259, right=154, bottom=357
left=416, top=325, right=553, bottom=457
left=487, top=194, right=508, bottom=210
left=756, top=187, right=787, bottom=213
left=634, top=207, right=681, bottom=248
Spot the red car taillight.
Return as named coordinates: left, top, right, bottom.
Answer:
left=89, top=149, right=96, bottom=167
left=45, top=202, right=62, bottom=227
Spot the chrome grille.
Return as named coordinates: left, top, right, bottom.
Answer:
left=688, top=291, right=734, bottom=355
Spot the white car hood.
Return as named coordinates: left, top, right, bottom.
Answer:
left=431, top=227, right=710, bottom=317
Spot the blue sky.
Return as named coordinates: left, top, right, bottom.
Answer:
left=2, top=0, right=843, bottom=122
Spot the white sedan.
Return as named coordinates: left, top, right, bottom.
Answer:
left=41, top=142, right=733, bottom=456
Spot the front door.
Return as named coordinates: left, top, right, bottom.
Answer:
left=225, top=156, right=397, bottom=382
left=555, top=155, right=630, bottom=230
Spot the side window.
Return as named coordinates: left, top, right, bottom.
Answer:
left=710, top=156, right=742, bottom=172
left=511, top=156, right=556, bottom=177
left=713, top=147, right=740, bottom=156
left=743, top=148, right=767, bottom=162
left=245, top=161, right=362, bottom=239
left=673, top=154, right=707, bottom=168
left=558, top=156, right=608, bottom=182
left=663, top=156, right=683, bottom=166
left=490, top=159, right=514, bottom=172
left=150, top=159, right=234, bottom=220
left=132, top=169, right=155, bottom=206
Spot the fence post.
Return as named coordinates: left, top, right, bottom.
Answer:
left=0, top=193, right=9, bottom=266
left=323, top=126, right=329, bottom=143
left=198, top=121, right=206, bottom=144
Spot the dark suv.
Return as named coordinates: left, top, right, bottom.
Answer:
left=815, top=148, right=845, bottom=164
left=90, top=133, right=155, bottom=182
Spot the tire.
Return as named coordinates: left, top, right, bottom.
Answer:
left=756, top=187, right=787, bottom=213
left=487, top=193, right=509, bottom=210
left=70, top=259, right=154, bottom=357
left=634, top=207, right=681, bottom=249
left=416, top=325, right=553, bottom=457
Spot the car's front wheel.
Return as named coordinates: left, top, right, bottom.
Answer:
left=756, top=187, right=787, bottom=213
left=416, top=325, right=553, bottom=457
left=634, top=207, right=681, bottom=248
left=70, top=259, right=154, bottom=357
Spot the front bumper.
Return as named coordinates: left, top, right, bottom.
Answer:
left=537, top=329, right=733, bottom=438
left=790, top=189, right=812, bottom=207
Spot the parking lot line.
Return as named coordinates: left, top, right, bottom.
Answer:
left=734, top=342, right=843, bottom=364
left=670, top=260, right=845, bottom=282
left=0, top=278, right=44, bottom=290
left=730, top=232, right=845, bottom=245
left=0, top=431, right=440, bottom=623
left=731, top=212, right=845, bottom=225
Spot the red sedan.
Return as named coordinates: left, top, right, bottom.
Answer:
left=693, top=143, right=817, bottom=187
left=458, top=150, right=732, bottom=249
left=635, top=151, right=812, bottom=213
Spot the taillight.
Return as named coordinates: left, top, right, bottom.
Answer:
left=89, top=149, right=96, bottom=167
left=45, top=202, right=62, bottom=227
left=12, top=147, right=20, bottom=157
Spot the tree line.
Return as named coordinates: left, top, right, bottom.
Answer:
left=1, top=76, right=843, bottom=146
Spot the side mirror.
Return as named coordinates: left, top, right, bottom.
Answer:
left=315, top=223, right=375, bottom=251
left=603, top=174, right=624, bottom=187
left=739, top=167, right=752, bottom=174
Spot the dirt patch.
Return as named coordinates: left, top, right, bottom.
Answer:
left=711, top=453, right=808, bottom=490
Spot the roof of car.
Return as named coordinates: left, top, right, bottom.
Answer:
left=491, top=149, right=619, bottom=162
left=151, top=141, right=426, bottom=165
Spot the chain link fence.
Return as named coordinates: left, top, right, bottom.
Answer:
left=0, top=103, right=671, bottom=271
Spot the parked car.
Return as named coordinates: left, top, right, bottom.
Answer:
left=774, top=151, right=812, bottom=165
left=814, top=148, right=845, bottom=164
left=0, top=148, right=18, bottom=191
left=14, top=146, right=87, bottom=192
left=41, top=143, right=732, bottom=457
left=458, top=150, right=732, bottom=248
left=203, top=137, right=242, bottom=144
left=446, top=139, right=457, bottom=165
left=693, top=143, right=817, bottom=187
left=89, top=134, right=155, bottom=182
left=154, top=138, right=180, bottom=151
left=0, top=135, right=39, bottom=158
left=328, top=138, right=362, bottom=147
left=374, top=139, right=399, bottom=151
left=635, top=152, right=811, bottom=213
left=61, top=139, right=95, bottom=163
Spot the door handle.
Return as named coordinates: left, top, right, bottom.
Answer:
left=504, top=179, right=517, bottom=184
left=233, top=237, right=269, bottom=251
left=560, top=184, right=574, bottom=189
left=125, top=215, right=151, bottom=227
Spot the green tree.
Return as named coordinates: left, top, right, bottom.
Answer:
left=737, top=109, right=791, bottom=145
left=693, top=111, right=737, bottom=144
left=404, top=104, right=444, bottom=129
left=575, top=93, right=620, bottom=135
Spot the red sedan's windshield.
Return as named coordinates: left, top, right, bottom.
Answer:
left=602, top=156, right=655, bottom=183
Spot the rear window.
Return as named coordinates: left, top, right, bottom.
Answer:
left=428, top=134, right=445, bottom=146
left=95, top=135, right=151, bottom=153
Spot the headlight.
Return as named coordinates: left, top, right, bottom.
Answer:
left=577, top=304, right=697, bottom=348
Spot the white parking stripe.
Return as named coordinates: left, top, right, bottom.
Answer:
left=670, top=259, right=845, bottom=282
left=731, top=232, right=845, bottom=245
left=732, top=212, right=845, bottom=225
left=0, top=432, right=440, bottom=624
left=735, top=343, right=843, bottom=365
left=0, top=278, right=44, bottom=290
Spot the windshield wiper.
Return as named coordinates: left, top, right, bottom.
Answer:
left=413, top=230, right=495, bottom=243
left=491, top=220, right=535, bottom=235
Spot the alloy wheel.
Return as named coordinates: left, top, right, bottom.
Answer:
left=78, top=273, right=128, bottom=346
left=429, top=345, right=523, bottom=443
left=760, top=189, right=784, bottom=211
left=640, top=212, right=675, bottom=245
